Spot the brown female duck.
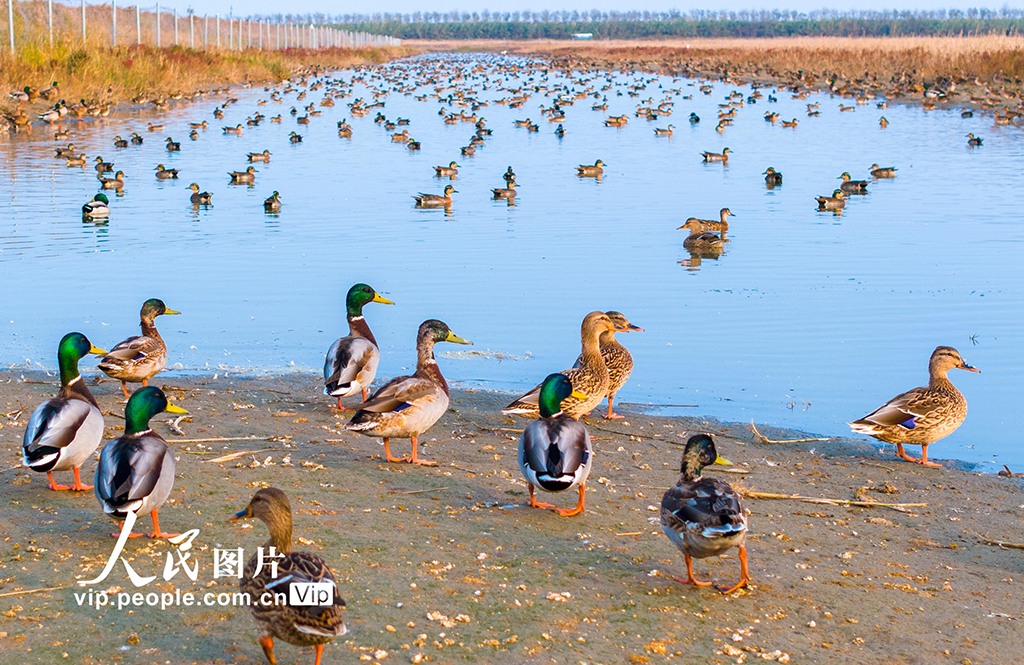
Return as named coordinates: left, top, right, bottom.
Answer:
left=572, top=312, right=643, bottom=419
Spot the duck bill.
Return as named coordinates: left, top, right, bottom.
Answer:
left=89, top=345, right=108, bottom=355
left=228, top=506, right=252, bottom=522
left=570, top=388, right=588, bottom=400
left=164, top=309, right=181, bottom=315
left=615, top=323, right=644, bottom=333
left=445, top=331, right=473, bottom=345
left=372, top=293, right=395, bottom=305
left=959, top=363, right=980, bottom=373
left=165, top=404, right=189, bottom=415
left=713, top=454, right=733, bottom=466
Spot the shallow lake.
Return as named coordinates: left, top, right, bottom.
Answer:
left=1, top=54, right=1021, bottom=468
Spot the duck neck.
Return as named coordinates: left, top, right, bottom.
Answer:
left=347, top=311, right=376, bottom=346
left=415, top=335, right=449, bottom=396
left=141, top=315, right=162, bottom=341
left=124, top=403, right=154, bottom=436
left=599, top=329, right=621, bottom=351
left=928, top=366, right=953, bottom=390
left=580, top=328, right=605, bottom=371
left=263, top=515, right=293, bottom=554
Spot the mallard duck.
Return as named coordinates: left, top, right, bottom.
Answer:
left=815, top=189, right=847, bottom=211
left=960, top=110, right=973, bottom=119
left=661, top=434, right=749, bottom=594
left=869, top=164, right=897, bottom=178
left=39, top=104, right=63, bottom=124
left=577, top=160, right=605, bottom=177
left=572, top=311, right=642, bottom=419
left=688, top=112, right=700, bottom=124
left=55, top=143, right=76, bottom=158
left=65, top=153, right=87, bottom=167
left=130, top=132, right=144, bottom=145
left=879, top=116, right=889, bottom=128
left=763, top=167, right=783, bottom=186
left=223, top=124, right=243, bottom=135
left=98, top=298, right=180, bottom=397
left=324, top=284, right=393, bottom=408
left=407, top=138, right=422, bottom=151
left=22, top=333, right=107, bottom=491
left=491, top=182, right=517, bottom=199
left=849, top=346, right=978, bottom=467
left=434, top=161, right=459, bottom=178
left=165, top=137, right=181, bottom=151
left=413, top=185, right=456, bottom=208
left=155, top=164, right=179, bottom=179
left=554, top=123, right=565, bottom=137
left=966, top=133, right=983, bottom=146
left=99, top=171, right=125, bottom=190
left=519, top=374, right=592, bottom=517
left=113, top=135, right=129, bottom=148
left=289, top=131, right=303, bottom=143
left=248, top=149, right=272, bottom=163
left=189, top=183, right=213, bottom=205
left=147, top=122, right=165, bottom=132
left=677, top=219, right=725, bottom=252
left=8, top=85, right=35, bottom=102
left=189, top=129, right=199, bottom=140
left=229, top=166, right=257, bottom=184
left=701, top=148, right=730, bottom=162
left=40, top=81, right=59, bottom=100
left=82, top=193, right=110, bottom=217
left=346, top=320, right=472, bottom=466
left=684, top=208, right=734, bottom=233
left=781, top=118, right=798, bottom=128
left=503, top=312, right=615, bottom=420
left=654, top=124, right=675, bottom=136
left=189, top=120, right=208, bottom=129
left=264, top=191, right=282, bottom=212
left=503, top=166, right=516, bottom=185
left=838, top=172, right=868, bottom=193
left=229, top=488, right=348, bottom=665
left=95, top=386, right=187, bottom=538
left=94, top=156, right=113, bottom=172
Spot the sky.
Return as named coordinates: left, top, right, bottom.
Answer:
left=143, top=2, right=1010, bottom=18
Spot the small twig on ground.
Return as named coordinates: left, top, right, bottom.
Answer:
left=750, top=421, right=839, bottom=444
left=172, top=436, right=264, bottom=443
left=971, top=531, right=1024, bottom=550
left=616, top=532, right=642, bottom=537
left=998, top=465, right=1024, bottom=478
left=741, top=490, right=925, bottom=511
left=166, top=415, right=188, bottom=436
left=389, top=487, right=449, bottom=495
left=0, top=586, right=64, bottom=598
left=201, top=448, right=279, bottom=464
left=619, top=402, right=698, bottom=408
left=0, top=464, right=24, bottom=474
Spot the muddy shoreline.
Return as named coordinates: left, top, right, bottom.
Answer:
left=0, top=369, right=1021, bottom=664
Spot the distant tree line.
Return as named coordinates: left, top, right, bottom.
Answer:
left=242, top=9, right=1024, bottom=38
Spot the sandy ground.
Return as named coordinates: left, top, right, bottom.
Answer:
left=0, top=370, right=1022, bottom=665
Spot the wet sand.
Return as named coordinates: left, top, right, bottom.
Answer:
left=0, top=369, right=1022, bottom=664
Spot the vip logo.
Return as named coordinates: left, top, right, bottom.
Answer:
left=289, top=582, right=334, bottom=607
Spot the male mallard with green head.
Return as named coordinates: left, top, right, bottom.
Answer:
left=264, top=191, right=282, bottom=213
left=23, top=333, right=107, bottom=491
left=324, top=283, right=394, bottom=409
left=849, top=346, right=978, bottom=467
left=346, top=320, right=472, bottom=465
left=82, top=193, right=110, bottom=217
left=230, top=488, right=348, bottom=665
left=763, top=167, right=783, bottom=186
left=98, top=298, right=180, bottom=397
left=661, top=434, right=749, bottom=594
left=519, top=374, right=592, bottom=516
left=838, top=172, right=868, bottom=193
left=413, top=185, right=456, bottom=208
left=94, top=387, right=187, bottom=538
left=503, top=312, right=616, bottom=420
left=815, top=189, right=847, bottom=211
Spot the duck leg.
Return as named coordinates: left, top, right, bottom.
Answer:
left=147, top=510, right=179, bottom=539
left=361, top=388, right=368, bottom=402
left=717, top=545, right=751, bottom=594
left=894, top=442, right=917, bottom=463
left=919, top=444, right=943, bottom=468
left=71, top=466, right=93, bottom=491
left=409, top=436, right=436, bottom=466
left=259, top=635, right=277, bottom=665
left=121, top=381, right=130, bottom=398
left=142, top=378, right=148, bottom=388
left=528, top=483, right=558, bottom=511
left=336, top=397, right=343, bottom=410
left=603, top=394, right=624, bottom=420
left=313, top=644, right=324, bottom=665
left=553, top=485, right=586, bottom=517
left=46, top=471, right=72, bottom=491
left=669, top=553, right=713, bottom=587
left=384, top=438, right=409, bottom=463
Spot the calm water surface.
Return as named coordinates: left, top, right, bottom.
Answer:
left=2, top=54, right=1021, bottom=467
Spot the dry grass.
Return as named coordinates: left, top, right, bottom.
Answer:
left=411, top=36, right=1024, bottom=85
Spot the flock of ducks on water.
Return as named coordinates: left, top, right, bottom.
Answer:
left=10, top=55, right=993, bottom=665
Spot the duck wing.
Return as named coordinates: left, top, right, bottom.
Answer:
left=521, top=418, right=590, bottom=489
left=853, top=386, right=943, bottom=429
left=22, top=398, right=94, bottom=467
left=355, top=376, right=436, bottom=414
left=324, top=337, right=376, bottom=394
left=99, top=335, right=160, bottom=367
left=661, top=477, right=746, bottom=536
left=245, top=551, right=347, bottom=637
left=95, top=436, right=169, bottom=513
